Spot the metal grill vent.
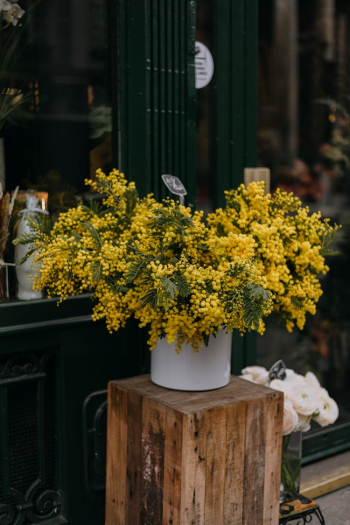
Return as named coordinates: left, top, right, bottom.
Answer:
left=0, top=350, right=61, bottom=524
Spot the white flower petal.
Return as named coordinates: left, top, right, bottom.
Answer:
left=314, top=394, right=339, bottom=427
left=241, top=366, right=268, bottom=384
left=269, top=379, right=290, bottom=393
left=238, top=373, right=257, bottom=384
left=305, top=371, right=321, bottom=391
left=283, top=399, right=299, bottom=435
left=286, top=384, right=319, bottom=416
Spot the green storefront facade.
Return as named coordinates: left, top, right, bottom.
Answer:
left=1, top=0, right=350, bottom=523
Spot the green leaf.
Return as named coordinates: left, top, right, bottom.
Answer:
left=173, top=273, right=191, bottom=297
left=320, top=248, right=339, bottom=256
left=216, top=223, right=226, bottom=237
left=242, top=283, right=270, bottom=330
left=126, top=256, right=148, bottom=284
left=91, top=261, right=103, bottom=283
left=141, top=288, right=158, bottom=308
left=291, top=297, right=305, bottom=310
left=226, top=197, right=241, bottom=213
left=17, top=247, right=37, bottom=265
left=159, top=276, right=178, bottom=299
left=81, top=221, right=102, bottom=248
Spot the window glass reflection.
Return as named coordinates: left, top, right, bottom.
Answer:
left=258, top=0, right=350, bottom=433
left=0, top=0, right=112, bottom=301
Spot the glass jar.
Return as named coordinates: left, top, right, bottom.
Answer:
left=280, top=431, right=302, bottom=503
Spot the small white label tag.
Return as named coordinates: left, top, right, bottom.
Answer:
left=195, top=42, right=214, bottom=89
left=161, top=175, right=187, bottom=196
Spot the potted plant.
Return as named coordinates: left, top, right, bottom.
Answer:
left=14, top=170, right=338, bottom=391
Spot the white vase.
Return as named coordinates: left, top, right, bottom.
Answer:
left=150, top=329, right=232, bottom=391
left=15, top=210, right=43, bottom=301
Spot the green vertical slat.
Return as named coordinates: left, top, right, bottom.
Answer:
left=159, top=0, right=167, bottom=196
left=215, top=0, right=231, bottom=208
left=117, top=0, right=197, bottom=204
left=216, top=0, right=258, bottom=369
left=244, top=0, right=258, bottom=167
left=152, top=0, right=160, bottom=200
left=166, top=0, right=174, bottom=176
left=0, top=386, right=10, bottom=493
left=185, top=0, right=197, bottom=206
left=243, top=0, right=258, bottom=366
left=145, top=0, right=153, bottom=195
left=127, top=0, right=150, bottom=195
left=36, top=379, right=46, bottom=483
left=173, top=0, right=180, bottom=180
left=230, top=0, right=245, bottom=190
left=179, top=0, right=186, bottom=189
left=118, top=0, right=128, bottom=176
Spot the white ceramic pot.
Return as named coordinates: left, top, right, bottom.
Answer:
left=150, top=329, right=232, bottom=391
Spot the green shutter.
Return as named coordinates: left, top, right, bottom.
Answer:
left=116, top=0, right=197, bottom=204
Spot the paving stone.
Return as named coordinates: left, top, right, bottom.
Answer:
left=316, top=486, right=350, bottom=524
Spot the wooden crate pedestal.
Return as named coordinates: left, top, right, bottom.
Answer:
left=105, top=375, right=283, bottom=525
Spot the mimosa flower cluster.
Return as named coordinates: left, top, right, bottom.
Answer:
left=15, top=170, right=271, bottom=351
left=14, top=170, right=338, bottom=351
left=241, top=366, right=339, bottom=435
left=207, top=182, right=339, bottom=332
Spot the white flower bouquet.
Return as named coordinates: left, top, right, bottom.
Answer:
left=240, top=366, right=339, bottom=435
left=240, top=364, right=339, bottom=500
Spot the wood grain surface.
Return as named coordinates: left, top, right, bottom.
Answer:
left=105, top=375, right=283, bottom=525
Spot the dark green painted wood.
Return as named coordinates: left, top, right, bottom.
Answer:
left=0, top=314, right=146, bottom=525
left=117, top=0, right=197, bottom=204
left=302, top=424, right=350, bottom=464
left=215, top=0, right=259, bottom=372
left=0, top=294, right=93, bottom=330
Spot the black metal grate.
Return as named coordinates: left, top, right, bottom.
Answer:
left=8, top=380, right=39, bottom=494
left=0, top=350, right=59, bottom=524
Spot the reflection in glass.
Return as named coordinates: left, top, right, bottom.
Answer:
left=258, top=0, right=350, bottom=433
left=0, top=0, right=113, bottom=301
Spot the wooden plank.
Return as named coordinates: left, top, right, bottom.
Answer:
left=301, top=465, right=350, bottom=499
left=163, top=407, right=184, bottom=525
left=181, top=411, right=207, bottom=525
left=224, top=402, right=246, bottom=525
left=105, top=384, right=128, bottom=525
left=140, top=397, right=166, bottom=525
left=263, top=392, right=284, bottom=525
left=204, top=407, right=227, bottom=524
left=112, top=375, right=275, bottom=412
left=106, top=375, right=283, bottom=525
left=125, top=391, right=143, bottom=524
left=242, top=398, right=266, bottom=525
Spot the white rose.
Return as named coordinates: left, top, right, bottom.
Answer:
left=283, top=399, right=299, bottom=436
left=269, top=379, right=290, bottom=393
left=285, top=369, right=308, bottom=385
left=314, top=393, right=339, bottom=427
left=295, top=414, right=312, bottom=433
left=241, top=366, right=269, bottom=385
left=305, top=371, right=321, bottom=391
left=285, top=384, right=319, bottom=416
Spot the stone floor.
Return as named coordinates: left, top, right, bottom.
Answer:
left=316, top=486, right=350, bottom=524
left=300, top=451, right=350, bottom=524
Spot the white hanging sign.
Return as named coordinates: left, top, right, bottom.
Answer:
left=195, top=41, right=214, bottom=89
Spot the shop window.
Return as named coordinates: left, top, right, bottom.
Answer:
left=0, top=0, right=113, bottom=301
left=258, top=0, right=350, bottom=448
